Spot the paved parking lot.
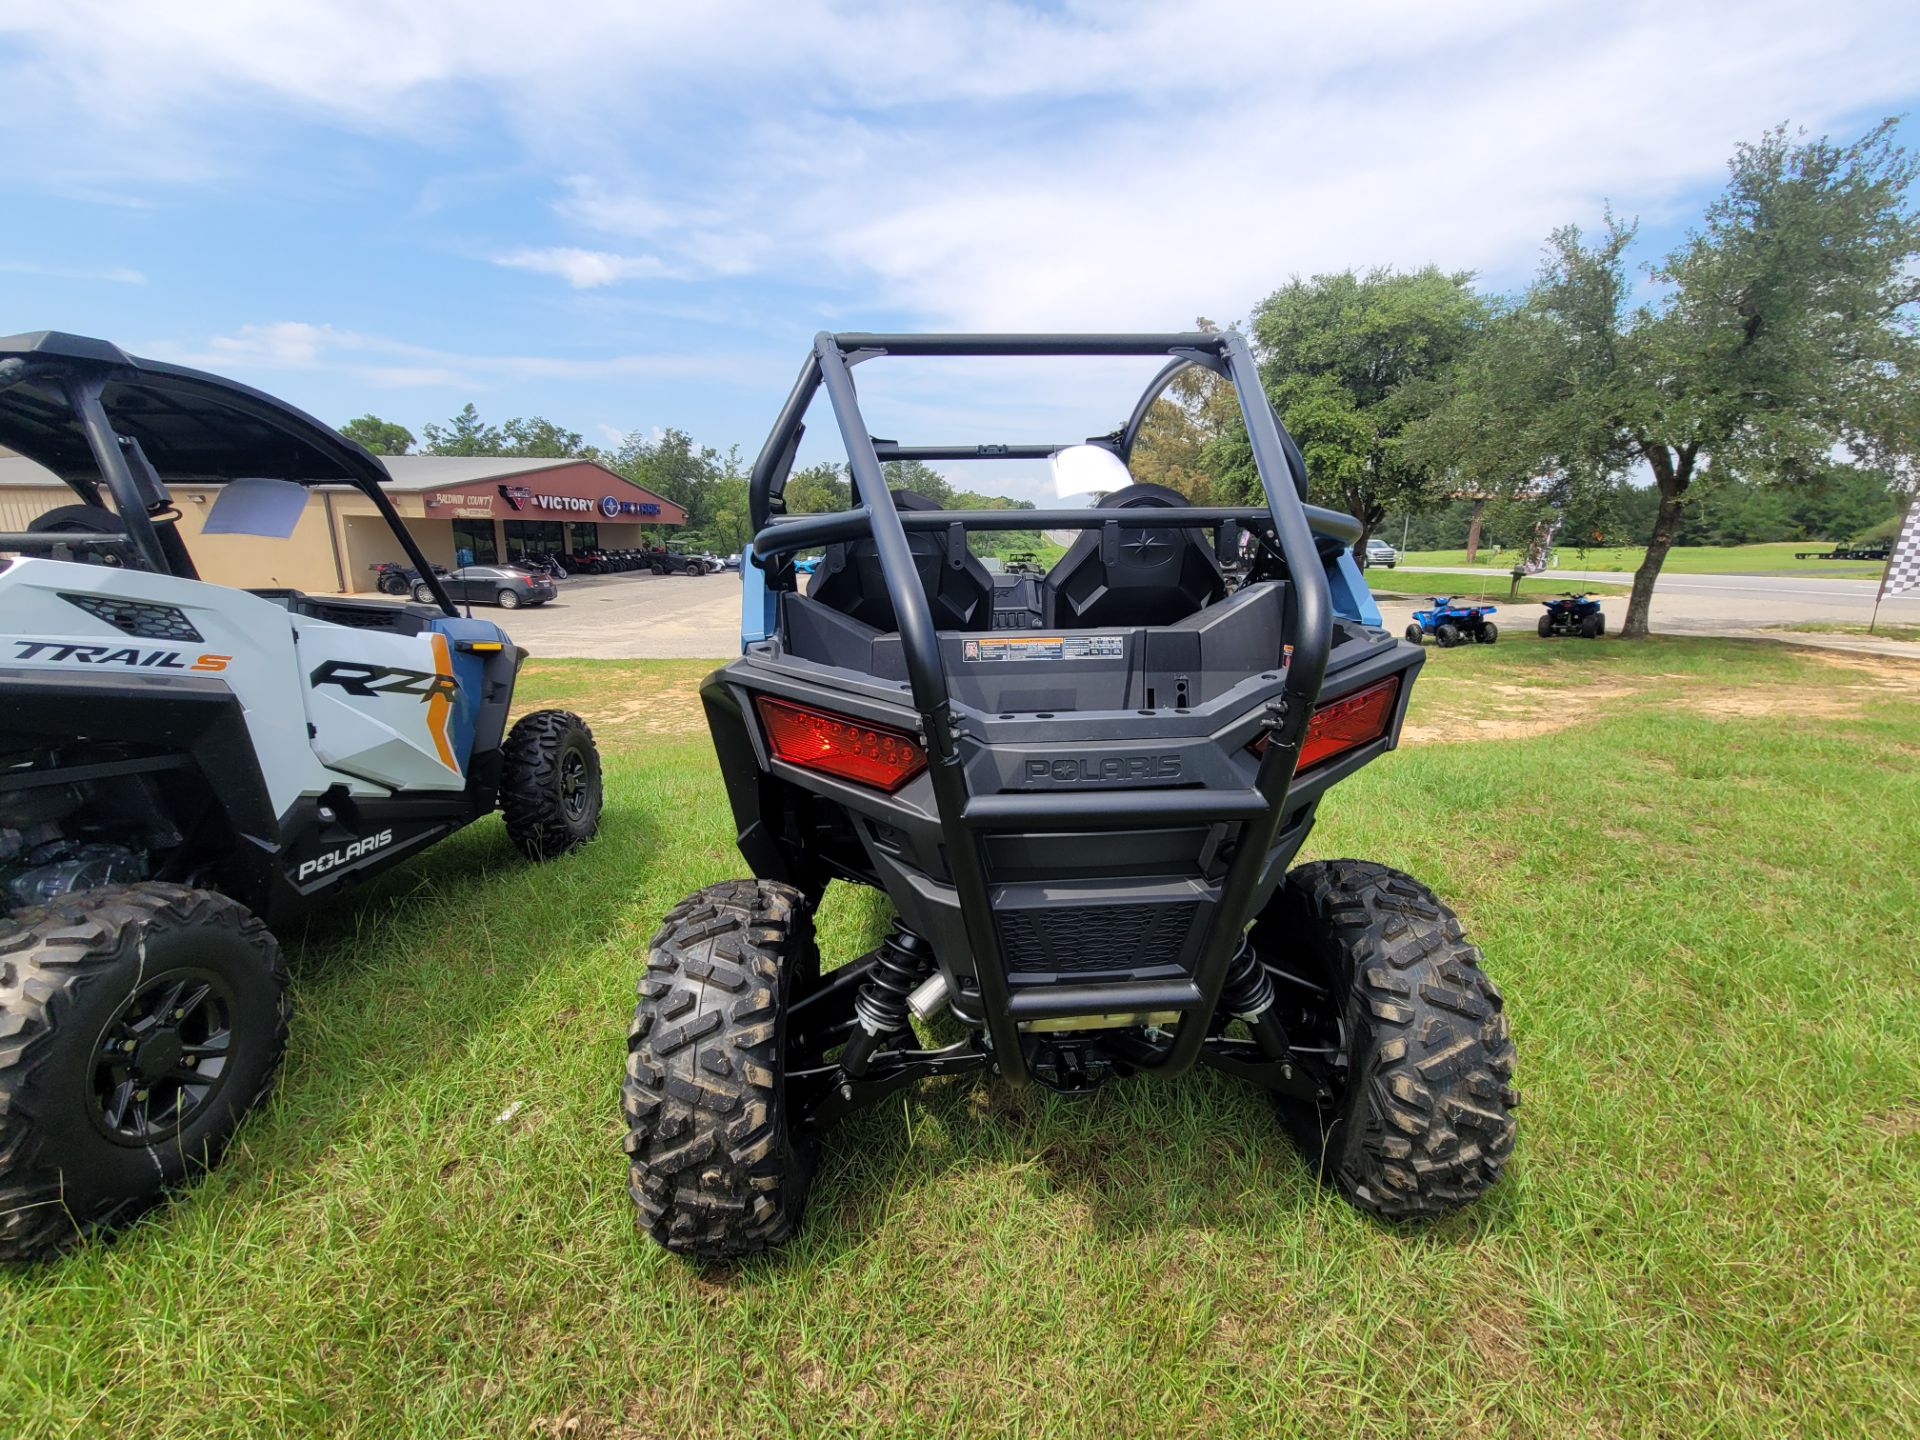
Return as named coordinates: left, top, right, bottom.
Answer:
left=480, top=569, right=743, bottom=659
left=457, top=565, right=1920, bottom=661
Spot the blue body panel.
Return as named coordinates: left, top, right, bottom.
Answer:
left=424, top=614, right=511, bottom=768
left=741, top=550, right=776, bottom=647
left=745, top=539, right=1384, bottom=646
left=1331, top=550, right=1383, bottom=625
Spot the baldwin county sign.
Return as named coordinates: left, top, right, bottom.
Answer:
left=424, top=486, right=664, bottom=520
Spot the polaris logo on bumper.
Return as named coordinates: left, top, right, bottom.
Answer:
left=296, top=829, right=395, bottom=881
left=1025, top=755, right=1182, bottom=784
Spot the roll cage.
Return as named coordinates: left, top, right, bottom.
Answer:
left=742, top=331, right=1369, bottom=1084
left=0, top=330, right=457, bottom=615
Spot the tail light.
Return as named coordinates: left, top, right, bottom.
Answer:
left=1249, top=674, right=1402, bottom=773
left=754, top=695, right=928, bottom=793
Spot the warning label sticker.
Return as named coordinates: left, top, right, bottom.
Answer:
left=961, top=635, right=1125, bottom=663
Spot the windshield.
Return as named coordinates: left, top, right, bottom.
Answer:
left=11, top=473, right=420, bottom=597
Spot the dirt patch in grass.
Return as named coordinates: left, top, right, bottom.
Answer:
left=1863, top=1106, right=1920, bottom=1141
left=510, top=663, right=711, bottom=746
left=1669, top=651, right=1920, bottom=722
left=1401, top=647, right=1920, bottom=746
left=1401, top=682, right=1642, bottom=745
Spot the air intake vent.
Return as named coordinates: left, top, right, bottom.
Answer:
left=59, top=593, right=203, bottom=642
left=999, top=902, right=1196, bottom=975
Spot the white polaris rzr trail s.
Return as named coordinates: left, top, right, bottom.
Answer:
left=0, top=331, right=604, bottom=1259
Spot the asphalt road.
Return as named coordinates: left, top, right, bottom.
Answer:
left=491, top=565, right=1920, bottom=660
left=1378, top=565, right=1920, bottom=653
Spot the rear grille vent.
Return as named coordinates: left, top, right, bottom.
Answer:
left=999, top=902, right=1196, bottom=975
left=59, top=593, right=203, bottom=642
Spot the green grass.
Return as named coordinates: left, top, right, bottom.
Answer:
left=1401, top=541, right=1886, bottom=576
left=1371, top=568, right=1628, bottom=602
left=1776, top=621, right=1920, bottom=645
left=4, top=643, right=1919, bottom=1437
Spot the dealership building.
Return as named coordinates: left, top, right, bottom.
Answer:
left=0, top=449, right=685, bottom=594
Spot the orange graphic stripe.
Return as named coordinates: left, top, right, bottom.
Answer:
left=427, top=633, right=459, bottom=772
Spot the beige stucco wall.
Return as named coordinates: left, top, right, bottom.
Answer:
left=0, top=487, right=68, bottom=532
left=3, top=483, right=665, bottom=593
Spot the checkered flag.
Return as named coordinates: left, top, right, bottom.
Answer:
left=1882, top=499, right=1920, bottom=599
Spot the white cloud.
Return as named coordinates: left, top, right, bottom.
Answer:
left=493, top=247, right=677, bottom=288
left=4, top=1, right=1916, bottom=440
left=0, top=259, right=146, bottom=285
left=147, top=321, right=734, bottom=391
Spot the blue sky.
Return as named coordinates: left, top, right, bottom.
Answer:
left=3, top=1, right=1916, bottom=502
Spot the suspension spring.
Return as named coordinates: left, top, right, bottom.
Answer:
left=1219, top=938, right=1275, bottom=1022
left=840, top=924, right=936, bottom=1080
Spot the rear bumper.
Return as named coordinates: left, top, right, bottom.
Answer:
left=704, top=626, right=1420, bottom=1047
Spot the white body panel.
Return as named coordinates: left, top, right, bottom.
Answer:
left=0, top=556, right=463, bottom=815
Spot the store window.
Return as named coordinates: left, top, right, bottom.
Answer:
left=452, top=517, right=497, bottom=565
left=569, top=522, right=599, bottom=551
left=504, top=519, right=566, bottom=562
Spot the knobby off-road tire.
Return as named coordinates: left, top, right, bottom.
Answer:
left=1263, top=860, right=1517, bottom=1221
left=1435, top=623, right=1461, bottom=648
left=1583, top=613, right=1604, bottom=638
left=500, top=710, right=603, bottom=860
left=0, top=885, right=290, bottom=1259
left=622, top=880, right=818, bottom=1260
left=1537, top=614, right=1554, bottom=638
left=1405, top=624, right=1424, bottom=645
left=1477, top=622, right=1498, bottom=644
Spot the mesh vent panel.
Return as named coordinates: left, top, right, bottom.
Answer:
left=59, top=593, right=203, bottom=642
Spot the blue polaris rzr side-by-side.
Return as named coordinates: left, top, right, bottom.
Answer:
left=619, top=331, right=1518, bottom=1260
left=1405, top=596, right=1498, bottom=648
left=1539, top=592, right=1606, bottom=639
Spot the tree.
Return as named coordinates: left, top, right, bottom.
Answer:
left=496, top=416, right=593, bottom=459
left=338, top=415, right=414, bottom=455
left=606, top=428, right=728, bottom=541
left=1130, top=318, right=1240, bottom=502
left=420, top=403, right=498, bottom=456
left=1222, top=269, right=1487, bottom=554
left=1456, top=122, right=1920, bottom=637
left=784, top=462, right=852, bottom=514
left=878, top=457, right=952, bottom=503
left=421, top=404, right=594, bottom=459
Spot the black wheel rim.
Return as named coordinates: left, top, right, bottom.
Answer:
left=560, top=746, right=590, bottom=822
left=89, top=968, right=237, bottom=1146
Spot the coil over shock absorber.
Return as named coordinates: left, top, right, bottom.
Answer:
left=1219, top=937, right=1294, bottom=1074
left=838, top=923, right=935, bottom=1080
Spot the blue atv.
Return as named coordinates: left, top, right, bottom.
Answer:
left=1539, top=592, right=1605, bottom=639
left=1405, top=596, right=1497, bottom=647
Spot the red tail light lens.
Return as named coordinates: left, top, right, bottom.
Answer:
left=1250, top=674, right=1402, bottom=773
left=754, top=695, right=929, bottom=793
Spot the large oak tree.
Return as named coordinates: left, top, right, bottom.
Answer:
left=1447, top=122, right=1920, bottom=637
left=1220, top=268, right=1487, bottom=553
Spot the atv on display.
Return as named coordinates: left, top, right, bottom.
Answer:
left=621, top=332, right=1518, bottom=1260
left=1405, top=596, right=1498, bottom=647
left=1002, top=551, right=1045, bottom=577
left=0, top=331, right=605, bottom=1259
left=1538, top=592, right=1605, bottom=639
left=646, top=549, right=706, bottom=576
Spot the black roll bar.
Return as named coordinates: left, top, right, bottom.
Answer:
left=69, top=378, right=171, bottom=575
left=750, top=331, right=1338, bottom=1082
left=757, top=503, right=1362, bottom=555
